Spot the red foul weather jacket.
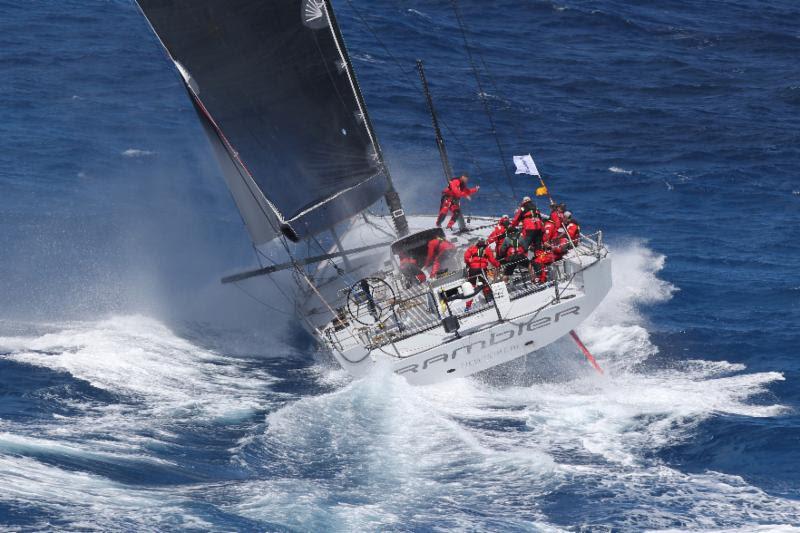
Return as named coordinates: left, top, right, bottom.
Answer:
left=442, top=178, right=478, bottom=199
left=521, top=212, right=543, bottom=234
left=549, top=209, right=563, bottom=228
left=487, top=222, right=508, bottom=245
left=567, top=221, right=580, bottom=241
left=424, top=238, right=456, bottom=268
left=510, top=203, right=536, bottom=227
left=464, top=245, right=500, bottom=270
left=542, top=221, right=558, bottom=243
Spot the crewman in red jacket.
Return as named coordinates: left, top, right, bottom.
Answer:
left=542, top=217, right=558, bottom=244
left=487, top=215, right=510, bottom=251
left=464, top=238, right=500, bottom=286
left=549, top=228, right=570, bottom=261
left=463, top=238, right=500, bottom=310
left=533, top=247, right=556, bottom=283
left=549, top=203, right=566, bottom=229
left=564, top=212, right=580, bottom=244
left=520, top=210, right=544, bottom=251
left=436, top=175, right=479, bottom=229
left=423, top=235, right=457, bottom=278
left=398, top=252, right=426, bottom=287
left=510, top=196, right=537, bottom=228
left=497, top=227, right=531, bottom=281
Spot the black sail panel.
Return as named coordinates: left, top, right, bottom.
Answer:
left=136, top=0, right=389, bottom=242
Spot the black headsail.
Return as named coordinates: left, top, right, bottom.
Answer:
left=135, top=0, right=407, bottom=243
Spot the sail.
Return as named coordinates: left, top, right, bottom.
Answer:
left=136, top=0, right=391, bottom=243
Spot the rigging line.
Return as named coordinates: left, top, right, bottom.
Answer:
left=341, top=0, right=511, bottom=202
left=364, top=211, right=398, bottom=239
left=232, top=281, right=294, bottom=317
left=267, top=221, right=341, bottom=320
left=449, top=0, right=518, bottom=200
left=309, top=233, right=351, bottom=281
left=252, top=244, right=299, bottom=308
left=467, top=22, right=551, bottom=206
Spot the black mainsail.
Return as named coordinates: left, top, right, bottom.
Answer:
left=136, top=0, right=407, bottom=243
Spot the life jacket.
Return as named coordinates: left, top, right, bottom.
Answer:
left=427, top=237, right=455, bottom=259
left=521, top=212, right=543, bottom=233
left=534, top=248, right=555, bottom=265
left=465, top=245, right=498, bottom=270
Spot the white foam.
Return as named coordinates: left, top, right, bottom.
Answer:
left=406, top=8, right=432, bottom=21
left=0, top=431, right=173, bottom=468
left=230, top=240, right=794, bottom=530
left=1, top=315, right=275, bottom=421
left=121, top=148, right=155, bottom=158
left=227, top=372, right=557, bottom=530
left=1, top=242, right=794, bottom=530
left=0, top=314, right=284, bottom=475
left=0, top=454, right=211, bottom=530
left=609, top=166, right=633, bottom=174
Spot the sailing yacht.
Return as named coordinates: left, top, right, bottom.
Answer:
left=134, top=0, right=612, bottom=385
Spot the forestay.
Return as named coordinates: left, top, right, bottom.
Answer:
left=136, top=0, right=395, bottom=243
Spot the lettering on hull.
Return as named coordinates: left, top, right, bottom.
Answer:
left=395, top=306, right=580, bottom=375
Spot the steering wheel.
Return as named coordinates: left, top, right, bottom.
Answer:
left=346, top=277, right=397, bottom=326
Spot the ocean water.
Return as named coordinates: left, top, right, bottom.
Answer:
left=1, top=0, right=799, bottom=530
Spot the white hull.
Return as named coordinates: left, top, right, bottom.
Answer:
left=300, top=215, right=612, bottom=386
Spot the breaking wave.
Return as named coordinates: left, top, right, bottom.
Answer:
left=226, top=241, right=795, bottom=530
left=0, top=243, right=795, bottom=530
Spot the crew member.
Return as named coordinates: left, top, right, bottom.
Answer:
left=542, top=216, right=558, bottom=244
left=487, top=215, right=510, bottom=251
left=533, top=247, right=556, bottom=284
left=549, top=203, right=566, bottom=229
left=520, top=210, right=544, bottom=251
left=436, top=174, right=479, bottom=229
left=463, top=238, right=500, bottom=310
left=423, top=235, right=457, bottom=278
left=498, top=227, right=531, bottom=281
left=565, top=212, right=581, bottom=244
left=549, top=228, right=570, bottom=261
left=464, top=238, right=500, bottom=287
left=398, top=252, right=426, bottom=287
left=510, top=196, right=537, bottom=228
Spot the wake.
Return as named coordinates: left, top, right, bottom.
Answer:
left=232, top=241, right=797, bottom=530
left=0, top=242, right=796, bottom=530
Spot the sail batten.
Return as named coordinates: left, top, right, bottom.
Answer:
left=135, top=0, right=394, bottom=243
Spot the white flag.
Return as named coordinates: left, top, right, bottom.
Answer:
left=513, top=154, right=540, bottom=176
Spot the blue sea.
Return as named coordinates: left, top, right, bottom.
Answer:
left=1, top=0, right=799, bottom=530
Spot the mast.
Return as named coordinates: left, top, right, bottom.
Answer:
left=416, top=59, right=467, bottom=232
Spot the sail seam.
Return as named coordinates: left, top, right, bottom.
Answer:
left=286, top=171, right=383, bottom=223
